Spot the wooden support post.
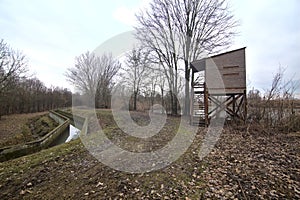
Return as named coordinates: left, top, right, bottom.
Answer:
left=232, top=94, right=236, bottom=119
left=244, top=89, right=247, bottom=122
left=204, top=82, right=209, bottom=126
left=190, top=71, right=195, bottom=124
left=190, top=87, right=194, bottom=124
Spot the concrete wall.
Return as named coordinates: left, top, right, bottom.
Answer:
left=49, top=111, right=67, bottom=125
left=80, top=117, right=88, bottom=136
left=55, top=110, right=85, bottom=129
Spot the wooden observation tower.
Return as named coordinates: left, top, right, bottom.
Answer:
left=190, top=47, right=247, bottom=126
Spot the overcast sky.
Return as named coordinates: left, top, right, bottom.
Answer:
left=0, top=0, right=299, bottom=96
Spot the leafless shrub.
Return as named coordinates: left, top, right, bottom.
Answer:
left=248, top=67, right=299, bottom=133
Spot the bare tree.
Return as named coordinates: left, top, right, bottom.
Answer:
left=0, top=39, right=27, bottom=94
left=0, top=40, right=72, bottom=118
left=65, top=51, right=120, bottom=108
left=157, top=69, right=166, bottom=113
left=96, top=54, right=120, bottom=108
left=135, top=0, right=181, bottom=115
left=0, top=39, right=28, bottom=119
left=135, top=0, right=238, bottom=115
left=143, top=68, right=159, bottom=112
left=66, top=52, right=100, bottom=102
left=122, top=47, right=150, bottom=110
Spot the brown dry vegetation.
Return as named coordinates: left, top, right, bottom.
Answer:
left=0, top=112, right=58, bottom=148
left=0, top=112, right=46, bottom=147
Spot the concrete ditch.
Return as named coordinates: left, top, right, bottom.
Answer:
left=0, top=111, right=71, bottom=162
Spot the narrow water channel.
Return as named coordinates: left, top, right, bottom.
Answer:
left=50, top=125, right=80, bottom=147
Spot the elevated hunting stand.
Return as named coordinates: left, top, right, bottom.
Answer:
left=190, top=47, right=247, bottom=126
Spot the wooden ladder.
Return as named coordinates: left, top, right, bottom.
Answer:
left=190, top=82, right=208, bottom=126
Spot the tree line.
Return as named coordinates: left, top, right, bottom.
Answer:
left=0, top=39, right=72, bottom=119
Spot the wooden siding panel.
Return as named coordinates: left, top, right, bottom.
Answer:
left=205, top=48, right=246, bottom=93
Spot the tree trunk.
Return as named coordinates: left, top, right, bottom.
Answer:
left=151, top=92, right=154, bottom=113
left=169, top=90, right=177, bottom=115
left=173, top=92, right=177, bottom=115
left=169, top=86, right=175, bottom=115
left=184, top=60, right=190, bottom=116
left=174, top=70, right=178, bottom=116
left=161, top=87, right=164, bottom=114
left=133, top=91, right=137, bottom=111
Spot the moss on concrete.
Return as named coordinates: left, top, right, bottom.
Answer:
left=27, top=115, right=58, bottom=138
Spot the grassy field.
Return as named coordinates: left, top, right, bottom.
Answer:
left=0, top=110, right=299, bottom=199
